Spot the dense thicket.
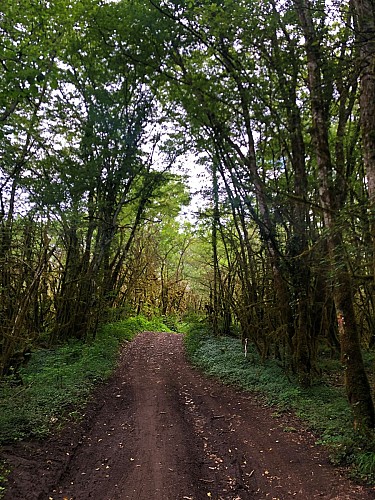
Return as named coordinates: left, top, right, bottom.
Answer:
left=1, top=0, right=375, bottom=430
left=0, top=0, right=195, bottom=372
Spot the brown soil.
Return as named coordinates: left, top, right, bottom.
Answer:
left=2, top=331, right=375, bottom=500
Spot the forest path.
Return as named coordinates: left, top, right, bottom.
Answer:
left=3, top=331, right=374, bottom=500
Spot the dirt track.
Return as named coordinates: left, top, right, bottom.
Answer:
left=2, top=331, right=375, bottom=499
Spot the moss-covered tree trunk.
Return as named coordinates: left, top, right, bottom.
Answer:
left=211, top=160, right=220, bottom=336
left=353, top=0, right=375, bottom=249
left=353, top=0, right=375, bottom=349
left=294, top=0, right=375, bottom=429
left=331, top=234, right=375, bottom=429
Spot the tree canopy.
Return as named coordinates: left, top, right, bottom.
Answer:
left=1, top=0, right=375, bottom=430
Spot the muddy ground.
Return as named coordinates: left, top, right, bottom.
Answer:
left=2, top=331, right=374, bottom=499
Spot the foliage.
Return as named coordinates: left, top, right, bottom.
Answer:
left=183, top=323, right=375, bottom=481
left=355, top=452, right=375, bottom=483
left=0, top=461, right=9, bottom=499
left=1, top=0, right=375, bottom=436
left=0, top=316, right=169, bottom=444
left=182, top=315, right=211, bottom=359
left=133, top=0, right=375, bottom=428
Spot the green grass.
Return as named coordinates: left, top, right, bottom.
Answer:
left=183, top=320, right=375, bottom=484
left=0, top=315, right=171, bottom=444
left=1, top=314, right=374, bottom=485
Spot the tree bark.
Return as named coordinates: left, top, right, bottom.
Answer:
left=211, top=160, right=220, bottom=336
left=293, top=0, right=375, bottom=429
left=353, top=0, right=375, bottom=284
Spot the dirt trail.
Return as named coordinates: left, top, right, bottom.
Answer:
left=2, top=331, right=375, bottom=499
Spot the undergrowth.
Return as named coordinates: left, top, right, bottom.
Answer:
left=0, top=315, right=171, bottom=445
left=0, top=462, right=9, bottom=499
left=184, top=320, right=375, bottom=484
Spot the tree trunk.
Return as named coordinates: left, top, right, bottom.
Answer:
left=293, top=0, right=375, bottom=429
left=332, top=234, right=375, bottom=430
left=353, top=0, right=375, bottom=288
left=211, top=160, right=220, bottom=336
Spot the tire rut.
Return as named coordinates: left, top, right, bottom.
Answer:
left=2, top=331, right=375, bottom=500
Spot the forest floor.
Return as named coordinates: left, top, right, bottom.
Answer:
left=2, top=331, right=375, bottom=500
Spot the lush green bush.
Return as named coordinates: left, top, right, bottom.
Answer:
left=0, top=316, right=170, bottom=444
left=183, top=324, right=375, bottom=483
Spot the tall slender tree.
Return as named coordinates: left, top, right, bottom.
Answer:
left=292, top=0, right=374, bottom=429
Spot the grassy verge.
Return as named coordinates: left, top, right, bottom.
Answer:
left=0, top=316, right=170, bottom=498
left=183, top=320, right=375, bottom=484
left=0, top=315, right=173, bottom=497
left=0, top=315, right=171, bottom=444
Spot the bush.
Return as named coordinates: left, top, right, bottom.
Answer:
left=355, top=452, right=375, bottom=482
